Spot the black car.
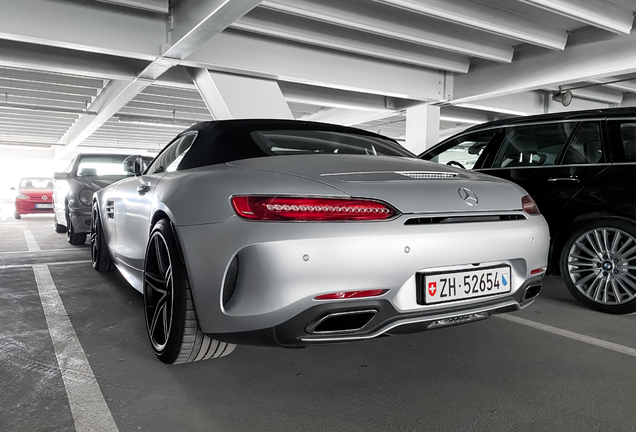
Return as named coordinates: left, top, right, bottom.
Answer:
left=421, top=107, right=636, bottom=314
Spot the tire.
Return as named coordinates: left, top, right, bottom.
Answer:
left=90, top=203, right=114, bottom=272
left=144, top=219, right=235, bottom=364
left=14, top=212, right=21, bottom=220
left=54, top=214, right=66, bottom=233
left=560, top=218, right=636, bottom=314
left=66, top=206, right=86, bottom=245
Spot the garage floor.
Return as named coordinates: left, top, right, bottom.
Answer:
left=2, top=216, right=636, bottom=432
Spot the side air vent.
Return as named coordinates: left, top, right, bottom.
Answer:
left=105, top=200, right=115, bottom=220
left=223, top=255, right=239, bottom=306
left=405, top=214, right=526, bottom=225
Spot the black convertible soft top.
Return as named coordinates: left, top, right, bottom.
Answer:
left=170, top=119, right=410, bottom=171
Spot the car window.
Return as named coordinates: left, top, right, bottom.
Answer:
left=561, top=122, right=603, bottom=165
left=492, top=122, right=577, bottom=168
left=148, top=133, right=198, bottom=174
left=252, top=130, right=413, bottom=157
left=76, top=155, right=130, bottom=176
left=618, top=122, right=636, bottom=162
left=424, top=130, right=497, bottom=169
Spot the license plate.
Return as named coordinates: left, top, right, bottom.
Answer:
left=419, top=266, right=511, bottom=304
left=35, top=204, right=53, bottom=208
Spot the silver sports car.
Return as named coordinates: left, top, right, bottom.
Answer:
left=91, top=120, right=549, bottom=364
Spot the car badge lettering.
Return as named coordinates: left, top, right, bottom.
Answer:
left=428, top=282, right=437, bottom=296
left=458, top=188, right=478, bottom=206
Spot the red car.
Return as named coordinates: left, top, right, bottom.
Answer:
left=13, top=178, right=55, bottom=219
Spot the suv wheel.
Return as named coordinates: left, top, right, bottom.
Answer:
left=560, top=218, right=636, bottom=314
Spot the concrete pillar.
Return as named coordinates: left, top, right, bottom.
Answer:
left=188, top=68, right=293, bottom=120
left=405, top=104, right=440, bottom=155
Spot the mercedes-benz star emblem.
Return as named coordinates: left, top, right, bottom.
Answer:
left=458, top=188, right=478, bottom=206
left=41, top=196, right=48, bottom=200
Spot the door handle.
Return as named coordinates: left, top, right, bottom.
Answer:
left=547, top=175, right=579, bottom=183
left=137, top=183, right=151, bottom=195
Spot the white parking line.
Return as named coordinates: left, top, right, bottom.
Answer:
left=497, top=314, right=636, bottom=358
left=0, top=260, right=91, bottom=270
left=23, top=230, right=41, bottom=251
left=33, top=264, right=119, bottom=432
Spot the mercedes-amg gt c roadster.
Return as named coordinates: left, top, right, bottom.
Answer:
left=91, top=119, right=549, bottom=364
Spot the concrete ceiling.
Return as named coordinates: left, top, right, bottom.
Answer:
left=0, top=0, right=634, bottom=158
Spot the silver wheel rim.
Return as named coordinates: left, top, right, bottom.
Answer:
left=144, top=232, right=174, bottom=352
left=567, top=227, right=636, bottom=305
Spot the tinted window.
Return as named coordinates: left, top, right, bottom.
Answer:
left=561, top=122, right=603, bottom=165
left=424, top=130, right=497, bottom=169
left=148, top=133, right=198, bottom=174
left=76, top=155, right=129, bottom=176
left=492, top=123, right=577, bottom=168
left=619, top=122, right=636, bottom=161
left=252, top=130, right=413, bottom=157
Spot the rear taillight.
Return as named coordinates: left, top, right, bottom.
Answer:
left=232, top=196, right=398, bottom=221
left=522, top=195, right=540, bottom=215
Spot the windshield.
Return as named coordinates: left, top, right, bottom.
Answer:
left=20, top=178, right=54, bottom=189
left=76, top=155, right=130, bottom=176
left=252, top=130, right=414, bottom=158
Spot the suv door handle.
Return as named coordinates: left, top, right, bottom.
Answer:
left=137, top=183, right=151, bottom=195
left=547, top=175, right=580, bottom=183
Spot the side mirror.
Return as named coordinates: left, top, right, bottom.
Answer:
left=54, top=172, right=69, bottom=180
left=123, top=155, right=142, bottom=176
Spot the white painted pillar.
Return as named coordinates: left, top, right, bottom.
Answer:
left=405, top=104, right=440, bottom=154
left=188, top=68, right=293, bottom=120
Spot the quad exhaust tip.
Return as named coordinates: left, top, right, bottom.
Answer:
left=311, top=310, right=377, bottom=334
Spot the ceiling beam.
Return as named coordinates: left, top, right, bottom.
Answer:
left=279, top=82, right=393, bottom=112
left=260, top=0, right=514, bottom=62
left=0, top=40, right=146, bottom=81
left=452, top=29, right=636, bottom=103
left=233, top=8, right=470, bottom=72
left=185, top=30, right=446, bottom=101
left=94, top=0, right=169, bottom=14
left=0, top=0, right=166, bottom=59
left=518, top=0, right=634, bottom=34
left=55, top=0, right=263, bottom=157
left=302, top=108, right=397, bottom=127
left=374, top=0, right=568, bottom=50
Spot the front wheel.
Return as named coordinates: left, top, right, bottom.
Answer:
left=560, top=218, right=636, bottom=314
left=14, top=212, right=21, bottom=220
left=144, top=219, right=235, bottom=364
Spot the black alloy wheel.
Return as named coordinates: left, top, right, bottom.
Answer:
left=560, top=218, right=636, bottom=314
left=143, top=219, right=235, bottom=364
left=90, top=203, right=114, bottom=272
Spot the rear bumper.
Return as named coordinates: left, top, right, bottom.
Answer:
left=207, top=275, right=543, bottom=347
left=177, top=211, right=550, bottom=341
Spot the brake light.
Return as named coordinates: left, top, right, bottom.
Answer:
left=231, top=196, right=398, bottom=221
left=522, top=195, right=540, bottom=215
left=315, top=289, right=387, bottom=300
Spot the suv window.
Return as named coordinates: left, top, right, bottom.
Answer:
left=618, top=122, right=636, bottom=162
left=422, top=130, right=497, bottom=169
left=492, top=122, right=577, bottom=168
left=148, top=132, right=198, bottom=174
left=561, top=122, right=603, bottom=165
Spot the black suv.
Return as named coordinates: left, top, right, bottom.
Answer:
left=421, top=107, right=636, bottom=314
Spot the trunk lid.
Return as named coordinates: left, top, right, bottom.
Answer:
left=228, top=155, right=528, bottom=214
